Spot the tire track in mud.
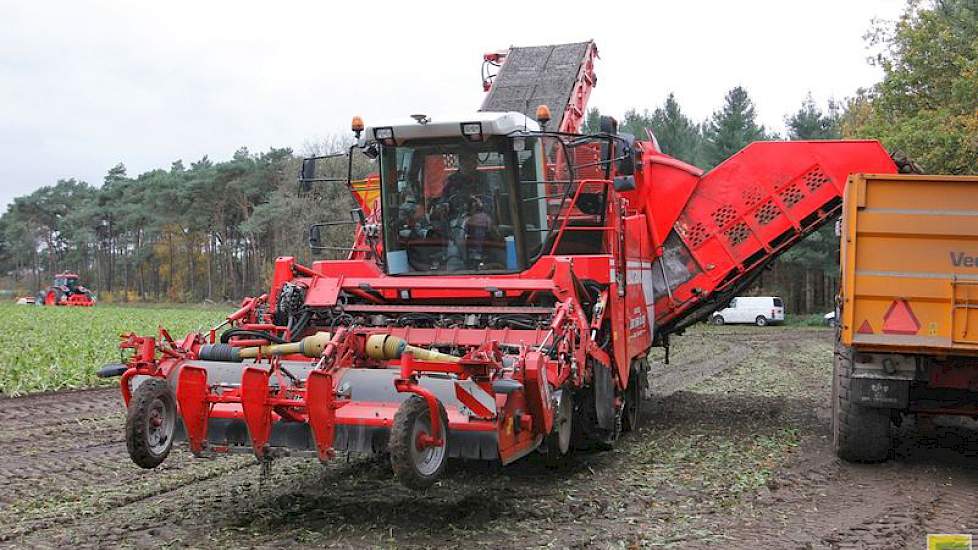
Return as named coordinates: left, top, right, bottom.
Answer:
left=4, top=328, right=977, bottom=549
left=0, top=387, right=255, bottom=543
left=690, top=401, right=978, bottom=549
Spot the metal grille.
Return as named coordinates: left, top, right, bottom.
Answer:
left=741, top=186, right=763, bottom=208
left=679, top=221, right=710, bottom=249
left=803, top=166, right=831, bottom=192
left=754, top=201, right=780, bottom=226
left=779, top=183, right=805, bottom=209
left=711, top=205, right=738, bottom=229
left=726, top=222, right=751, bottom=247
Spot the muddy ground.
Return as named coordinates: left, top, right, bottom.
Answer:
left=1, top=326, right=976, bottom=548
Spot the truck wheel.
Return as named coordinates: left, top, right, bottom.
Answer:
left=389, top=395, right=449, bottom=490
left=755, top=315, right=768, bottom=327
left=711, top=315, right=725, bottom=326
left=832, top=342, right=892, bottom=462
left=126, top=378, right=177, bottom=469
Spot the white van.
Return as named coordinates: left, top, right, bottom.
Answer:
left=710, top=296, right=785, bottom=326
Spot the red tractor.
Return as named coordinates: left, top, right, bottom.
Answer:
left=36, top=272, right=96, bottom=306
left=101, top=42, right=899, bottom=489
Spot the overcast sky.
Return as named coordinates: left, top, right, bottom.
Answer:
left=0, top=0, right=906, bottom=211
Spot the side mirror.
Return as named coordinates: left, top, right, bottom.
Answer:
left=613, top=176, right=636, bottom=192
left=300, top=158, right=316, bottom=192
left=309, top=224, right=323, bottom=248
left=616, top=142, right=635, bottom=176
left=598, top=116, right=618, bottom=175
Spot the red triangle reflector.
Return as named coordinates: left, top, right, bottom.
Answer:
left=856, top=319, right=874, bottom=334
left=882, top=299, right=921, bottom=335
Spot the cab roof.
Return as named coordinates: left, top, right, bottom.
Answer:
left=360, top=112, right=540, bottom=146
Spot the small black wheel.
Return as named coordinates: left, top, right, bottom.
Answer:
left=389, top=395, right=449, bottom=490
left=622, top=366, right=644, bottom=432
left=126, top=378, right=177, bottom=468
left=755, top=315, right=768, bottom=327
left=545, top=386, right=573, bottom=465
left=711, top=315, right=725, bottom=326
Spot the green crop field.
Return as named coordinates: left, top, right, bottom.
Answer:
left=0, top=302, right=228, bottom=396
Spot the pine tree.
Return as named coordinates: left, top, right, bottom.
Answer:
left=649, top=93, right=703, bottom=165
left=786, top=94, right=841, bottom=140
left=702, top=86, right=767, bottom=168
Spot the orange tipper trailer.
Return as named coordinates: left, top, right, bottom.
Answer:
left=834, top=173, right=978, bottom=462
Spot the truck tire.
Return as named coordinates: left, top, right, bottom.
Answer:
left=755, top=315, right=768, bottom=327
left=832, top=341, right=892, bottom=462
left=711, top=315, right=725, bottom=326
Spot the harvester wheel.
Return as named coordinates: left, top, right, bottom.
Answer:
left=622, top=365, right=644, bottom=432
left=389, top=395, right=449, bottom=490
left=126, top=379, right=177, bottom=469
left=545, top=386, right=573, bottom=464
left=832, top=341, right=891, bottom=462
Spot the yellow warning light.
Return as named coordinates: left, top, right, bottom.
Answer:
left=535, top=104, right=551, bottom=125
left=351, top=115, right=365, bottom=136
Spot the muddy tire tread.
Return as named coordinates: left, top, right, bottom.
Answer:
left=389, top=395, right=449, bottom=490
left=125, top=378, right=174, bottom=469
left=833, top=341, right=891, bottom=462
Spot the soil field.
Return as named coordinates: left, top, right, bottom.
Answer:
left=1, top=326, right=976, bottom=548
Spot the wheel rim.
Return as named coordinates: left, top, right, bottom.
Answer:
left=145, top=396, right=175, bottom=456
left=410, top=412, right=446, bottom=477
left=554, top=390, right=573, bottom=454
left=46, top=291, right=56, bottom=305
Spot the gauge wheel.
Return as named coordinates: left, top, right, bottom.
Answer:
left=126, top=378, right=177, bottom=468
left=545, top=387, right=573, bottom=465
left=389, top=395, right=449, bottom=490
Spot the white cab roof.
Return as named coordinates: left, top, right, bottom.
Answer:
left=360, top=112, right=540, bottom=145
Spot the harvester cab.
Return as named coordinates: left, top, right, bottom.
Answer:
left=333, top=111, right=633, bottom=276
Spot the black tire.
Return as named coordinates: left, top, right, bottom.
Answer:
left=622, top=362, right=645, bottom=432
left=755, top=315, right=768, bottom=327
left=126, top=378, right=177, bottom=469
left=832, top=341, right=892, bottom=462
left=545, top=386, right=573, bottom=466
left=711, top=315, right=725, bottom=326
left=389, top=395, right=449, bottom=490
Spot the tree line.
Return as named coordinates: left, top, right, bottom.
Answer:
left=1, top=0, right=973, bottom=311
